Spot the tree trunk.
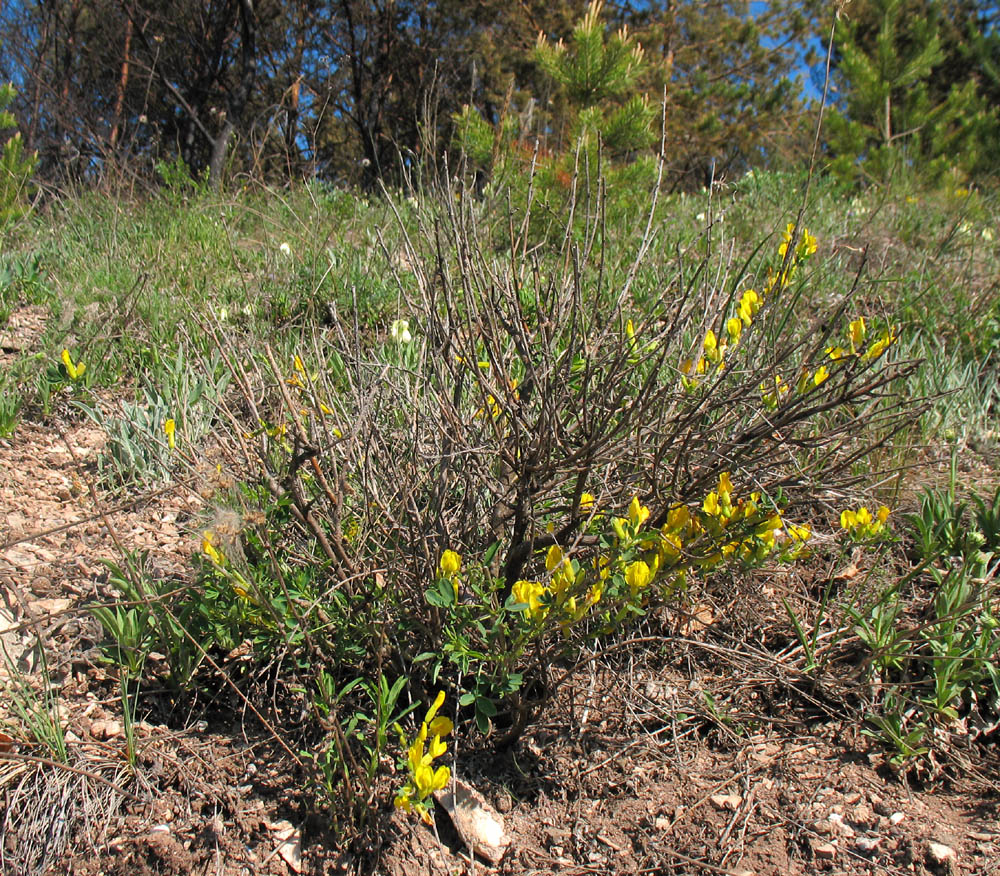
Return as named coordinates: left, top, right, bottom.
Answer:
left=110, top=14, right=133, bottom=148
left=208, top=0, right=256, bottom=189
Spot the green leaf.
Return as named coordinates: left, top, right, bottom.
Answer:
left=475, top=696, right=497, bottom=717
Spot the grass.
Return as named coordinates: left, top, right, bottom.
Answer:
left=1, top=166, right=999, bottom=868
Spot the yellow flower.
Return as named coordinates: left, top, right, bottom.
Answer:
left=849, top=317, right=866, bottom=351
left=718, top=472, right=734, bottom=496
left=797, top=229, right=817, bottom=258
left=579, top=492, right=595, bottom=513
left=202, top=530, right=224, bottom=565
left=726, top=317, right=742, bottom=345
left=703, top=491, right=720, bottom=517
left=625, top=560, right=652, bottom=596
left=513, top=579, right=549, bottom=622
left=550, top=558, right=575, bottom=596
left=863, top=328, right=898, bottom=361
left=665, top=504, right=692, bottom=534
left=786, top=523, right=811, bottom=543
left=437, top=550, right=461, bottom=578
left=414, top=763, right=450, bottom=799
left=826, top=345, right=848, bottom=361
left=628, top=496, right=650, bottom=528
left=703, top=330, right=724, bottom=364
left=423, top=691, right=448, bottom=729
left=738, top=289, right=761, bottom=325
left=813, top=365, right=830, bottom=387
left=164, top=418, right=176, bottom=450
left=545, top=544, right=564, bottom=572
left=61, top=349, right=86, bottom=381
left=778, top=222, right=795, bottom=258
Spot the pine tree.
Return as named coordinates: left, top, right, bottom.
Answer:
left=534, top=0, right=657, bottom=157
left=825, top=0, right=998, bottom=183
left=0, top=83, right=37, bottom=225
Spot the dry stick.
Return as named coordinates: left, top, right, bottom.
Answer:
left=262, top=344, right=354, bottom=580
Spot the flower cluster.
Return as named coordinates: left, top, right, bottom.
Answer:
left=281, top=355, right=339, bottom=427
left=508, top=478, right=811, bottom=632
left=394, top=691, right=453, bottom=823
left=682, top=222, right=817, bottom=392
left=825, top=317, right=899, bottom=364
left=840, top=505, right=890, bottom=540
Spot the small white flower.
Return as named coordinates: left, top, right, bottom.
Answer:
left=279, top=242, right=292, bottom=256
left=695, top=212, right=706, bottom=222
left=217, top=307, right=228, bottom=321
left=982, top=227, right=994, bottom=242
left=390, top=318, right=412, bottom=344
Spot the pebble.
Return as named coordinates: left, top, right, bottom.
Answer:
left=828, top=812, right=856, bottom=838
left=889, top=811, right=906, bottom=825
left=927, top=841, right=957, bottom=866
left=855, top=835, right=882, bottom=853
left=811, top=840, right=837, bottom=860
left=710, top=794, right=741, bottom=811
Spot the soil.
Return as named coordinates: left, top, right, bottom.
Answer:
left=2, top=305, right=999, bottom=876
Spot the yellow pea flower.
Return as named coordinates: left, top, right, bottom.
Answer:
left=849, top=317, right=866, bottom=351
left=61, top=349, right=86, bottom=381
left=718, top=472, right=734, bottom=496
left=625, top=560, right=652, bottom=596
left=202, top=530, right=224, bottom=565
left=726, top=317, right=742, bottom=345
left=787, top=523, right=811, bottom=543
left=437, top=550, right=461, bottom=578
left=863, top=328, right=898, bottom=361
left=164, top=418, right=176, bottom=450
left=778, top=222, right=795, bottom=258
left=703, top=330, right=724, bottom=364
left=545, top=545, right=564, bottom=572
left=665, top=504, right=692, bottom=533
left=628, top=496, right=650, bottom=527
left=424, top=690, right=446, bottom=725
left=513, top=579, right=548, bottom=621
left=739, top=289, right=761, bottom=325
